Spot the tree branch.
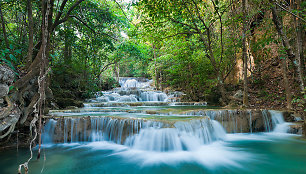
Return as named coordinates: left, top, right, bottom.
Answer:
left=113, top=0, right=136, bottom=27
left=162, top=32, right=199, bottom=39
left=51, top=0, right=84, bottom=31
left=275, top=2, right=306, bottom=22
left=70, top=15, right=95, bottom=33
left=170, top=18, right=198, bottom=31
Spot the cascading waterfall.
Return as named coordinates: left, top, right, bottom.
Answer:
left=89, top=77, right=181, bottom=103
left=42, top=116, right=227, bottom=151
left=269, top=110, right=290, bottom=133
left=184, top=109, right=277, bottom=133
left=43, top=117, right=166, bottom=144
left=125, top=119, right=226, bottom=152
left=262, top=110, right=272, bottom=132
left=140, top=91, right=168, bottom=102
left=42, top=109, right=290, bottom=150
left=43, top=77, right=292, bottom=159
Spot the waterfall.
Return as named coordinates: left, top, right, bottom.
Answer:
left=90, top=77, right=182, bottom=103
left=44, top=77, right=293, bottom=155
left=125, top=119, right=226, bottom=152
left=42, top=119, right=57, bottom=144
left=184, top=109, right=289, bottom=133
left=42, top=116, right=226, bottom=149
left=262, top=110, right=272, bottom=132
left=269, top=110, right=290, bottom=133
left=140, top=91, right=168, bottom=102
left=43, top=117, right=166, bottom=144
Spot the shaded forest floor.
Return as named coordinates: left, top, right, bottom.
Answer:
left=227, top=57, right=305, bottom=119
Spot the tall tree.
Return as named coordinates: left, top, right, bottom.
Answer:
left=242, top=0, right=249, bottom=106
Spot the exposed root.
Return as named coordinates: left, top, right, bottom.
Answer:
left=0, top=123, right=16, bottom=139
left=18, top=111, right=38, bottom=174
left=0, top=96, right=13, bottom=119
left=20, top=93, right=39, bottom=124
left=18, top=0, right=51, bottom=172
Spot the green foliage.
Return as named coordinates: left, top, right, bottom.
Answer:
left=50, top=0, right=131, bottom=102
left=292, top=88, right=306, bottom=111
left=116, top=40, right=152, bottom=77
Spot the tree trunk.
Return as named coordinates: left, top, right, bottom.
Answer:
left=26, top=0, right=34, bottom=69
left=0, top=4, right=9, bottom=50
left=200, top=30, right=227, bottom=104
left=293, top=0, right=305, bottom=92
left=153, top=44, right=159, bottom=90
left=242, top=0, right=249, bottom=107
left=37, top=0, right=51, bottom=160
left=281, top=57, right=292, bottom=109
left=63, top=23, right=71, bottom=63
left=270, top=1, right=295, bottom=60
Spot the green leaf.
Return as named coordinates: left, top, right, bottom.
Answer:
left=9, top=54, right=17, bottom=62
left=9, top=86, right=14, bottom=92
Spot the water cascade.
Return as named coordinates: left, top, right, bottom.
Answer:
left=13, top=77, right=298, bottom=174
left=184, top=109, right=276, bottom=133
left=88, top=77, right=188, bottom=103
left=43, top=116, right=226, bottom=151
left=37, top=79, right=299, bottom=173
left=269, top=110, right=291, bottom=133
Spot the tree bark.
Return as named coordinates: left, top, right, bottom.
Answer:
left=64, top=23, right=71, bottom=63
left=293, top=0, right=305, bottom=92
left=270, top=1, right=295, bottom=61
left=0, top=4, right=9, bottom=50
left=26, top=0, right=34, bottom=69
left=281, top=57, right=292, bottom=109
left=37, top=0, right=51, bottom=160
left=242, top=0, right=249, bottom=107
left=153, top=44, right=159, bottom=90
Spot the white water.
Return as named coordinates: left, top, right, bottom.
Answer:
left=90, top=77, right=187, bottom=103
left=43, top=109, right=291, bottom=151
left=269, top=110, right=291, bottom=133
left=43, top=77, right=293, bottom=170
left=43, top=117, right=228, bottom=150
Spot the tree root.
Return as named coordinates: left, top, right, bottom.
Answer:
left=0, top=123, right=16, bottom=139
left=0, top=96, right=13, bottom=119
left=20, top=93, right=39, bottom=124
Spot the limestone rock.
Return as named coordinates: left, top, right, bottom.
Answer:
left=0, top=65, right=14, bottom=85
left=0, top=107, right=21, bottom=132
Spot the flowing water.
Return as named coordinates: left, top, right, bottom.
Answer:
left=1, top=78, right=305, bottom=174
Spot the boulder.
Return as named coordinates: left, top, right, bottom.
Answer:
left=0, top=65, right=14, bottom=85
